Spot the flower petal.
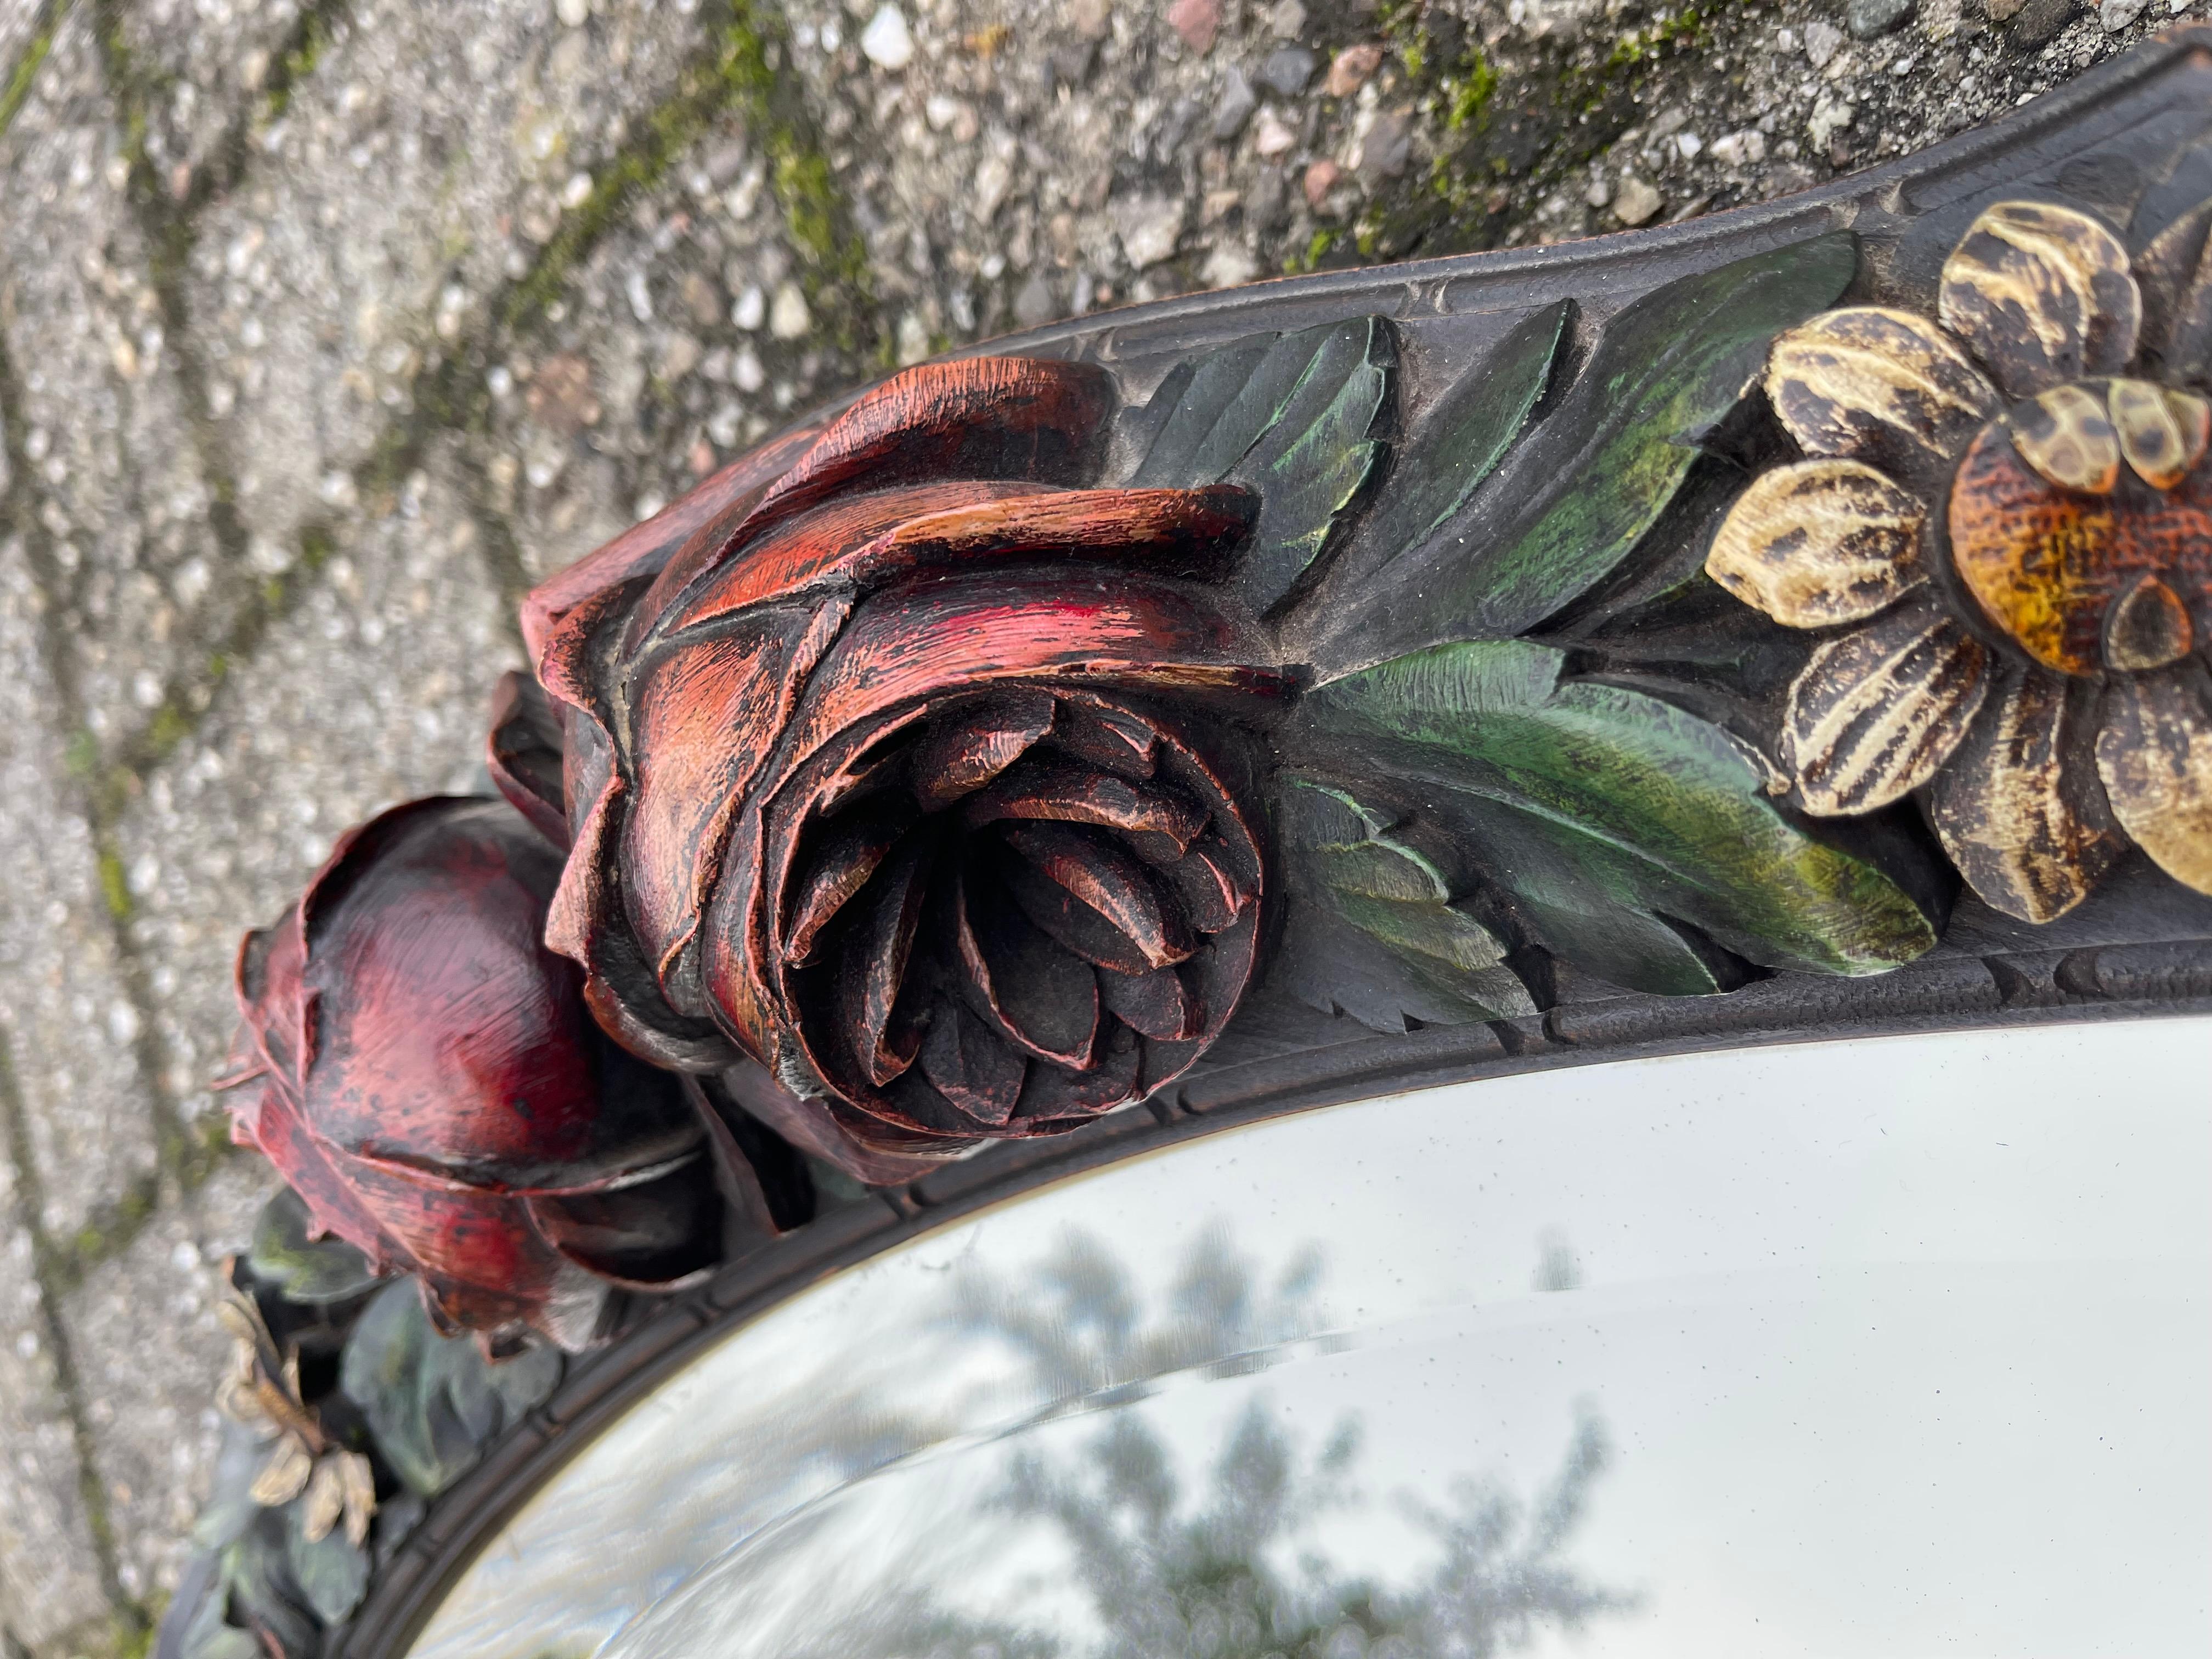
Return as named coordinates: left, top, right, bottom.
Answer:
left=744, top=357, right=1113, bottom=537
left=630, top=358, right=1114, bottom=647
left=1928, top=664, right=2121, bottom=923
left=1767, top=307, right=2000, bottom=480
left=1013, top=1020, right=1144, bottom=1123
left=2110, top=379, right=2208, bottom=489
left=643, top=483, right=1257, bottom=649
left=1706, top=459, right=1927, bottom=628
left=639, top=480, right=1030, bottom=645
left=909, top=689, right=1057, bottom=810
left=1938, top=200, right=2141, bottom=399
left=916, top=999, right=1028, bottom=1127
left=1782, top=599, right=1989, bottom=814
left=962, top=752, right=1209, bottom=860
left=1098, top=964, right=1198, bottom=1041
left=782, top=798, right=917, bottom=968
left=836, top=830, right=937, bottom=1088
left=1001, top=821, right=1193, bottom=970
left=620, top=602, right=844, bottom=983
left=522, top=423, right=818, bottom=672
left=2096, top=659, right=2212, bottom=895
left=774, top=575, right=1290, bottom=786
left=953, top=866, right=1099, bottom=1068
left=484, top=671, right=569, bottom=849
left=2007, top=383, right=2121, bottom=494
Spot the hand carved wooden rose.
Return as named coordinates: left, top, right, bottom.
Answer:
left=524, top=358, right=1280, bottom=1160
left=218, top=797, right=719, bottom=1348
left=215, top=153, right=2212, bottom=1350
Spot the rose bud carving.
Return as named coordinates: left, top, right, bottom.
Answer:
left=217, top=796, right=726, bottom=1350
left=526, top=357, right=1288, bottom=1170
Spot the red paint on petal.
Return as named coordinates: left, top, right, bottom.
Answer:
left=521, top=423, right=817, bottom=666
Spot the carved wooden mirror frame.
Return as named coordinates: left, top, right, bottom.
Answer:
left=162, top=28, right=2212, bottom=1658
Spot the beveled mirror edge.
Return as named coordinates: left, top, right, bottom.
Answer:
left=335, top=929, right=2212, bottom=1659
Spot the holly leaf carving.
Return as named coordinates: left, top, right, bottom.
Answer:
left=339, top=1282, right=562, bottom=1498
left=1130, top=315, right=1394, bottom=611
left=1276, top=776, right=1534, bottom=1031
left=1332, top=234, right=1858, bottom=659
left=1301, top=639, right=1941, bottom=995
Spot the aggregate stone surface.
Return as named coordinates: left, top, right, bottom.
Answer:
left=0, top=0, right=2201, bottom=1650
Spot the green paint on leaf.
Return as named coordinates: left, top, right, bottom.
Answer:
left=1277, top=776, right=1535, bottom=1030
left=1359, top=235, right=1857, bottom=648
left=1306, top=639, right=1939, bottom=992
left=247, top=1188, right=382, bottom=1306
left=284, top=1504, right=370, bottom=1625
left=340, top=1282, right=562, bottom=1498
left=1130, top=317, right=1395, bottom=610
left=1363, top=300, right=1570, bottom=563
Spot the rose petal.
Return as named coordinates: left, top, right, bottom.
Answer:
left=1767, top=307, right=2000, bottom=481
left=1928, top=664, right=2122, bottom=923
left=486, top=671, right=571, bottom=849
left=621, top=603, right=842, bottom=982
left=1098, top=964, right=1197, bottom=1041
left=325, top=1147, right=608, bottom=1348
left=702, top=1062, right=964, bottom=1184
left=1013, top=1020, right=1143, bottom=1121
left=953, top=866, right=1099, bottom=1066
left=1051, top=700, right=1159, bottom=778
left=776, top=575, right=1287, bottom=788
left=917, top=998, right=1028, bottom=1127
left=1782, top=598, right=1989, bottom=814
left=783, top=798, right=918, bottom=967
left=836, top=831, right=938, bottom=1087
left=2095, top=659, right=2212, bottom=895
left=741, top=357, right=1113, bottom=540
left=1000, top=821, right=1192, bottom=970
left=1938, top=200, right=2141, bottom=399
left=237, top=1075, right=401, bottom=1276
left=294, top=800, right=701, bottom=1190
left=520, top=424, right=819, bottom=668
left=1706, top=459, right=1927, bottom=628
left=524, top=1153, right=723, bottom=1288
left=909, top=689, right=1057, bottom=810
left=962, top=753, right=1209, bottom=855
left=1160, top=841, right=1249, bottom=933
left=642, top=480, right=1032, bottom=644
left=1001, top=855, right=1159, bottom=976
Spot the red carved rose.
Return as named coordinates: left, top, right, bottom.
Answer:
left=217, top=796, right=723, bottom=1348
left=526, top=358, right=1284, bottom=1172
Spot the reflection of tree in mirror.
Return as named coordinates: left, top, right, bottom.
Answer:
left=952, top=1223, right=1330, bottom=1409
left=998, top=1397, right=1630, bottom=1659
left=944, top=1227, right=1635, bottom=1658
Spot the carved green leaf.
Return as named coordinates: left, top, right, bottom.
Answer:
left=339, top=1281, right=562, bottom=1498
left=1361, top=300, right=1571, bottom=562
left=186, top=1511, right=321, bottom=1659
left=1277, top=776, right=1534, bottom=1030
left=1131, top=316, right=1394, bottom=610
left=247, top=1187, right=382, bottom=1306
left=1304, top=639, right=1940, bottom=993
left=284, top=1503, right=370, bottom=1625
left=1344, top=235, right=1858, bottom=654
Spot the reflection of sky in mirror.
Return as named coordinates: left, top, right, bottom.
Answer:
left=411, top=1018, right=2212, bottom=1659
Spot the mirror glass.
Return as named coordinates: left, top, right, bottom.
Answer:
left=409, top=1017, right=2212, bottom=1658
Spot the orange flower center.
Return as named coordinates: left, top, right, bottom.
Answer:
left=1946, top=377, right=2212, bottom=678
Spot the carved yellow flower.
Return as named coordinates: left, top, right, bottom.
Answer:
left=1707, top=198, right=2212, bottom=922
